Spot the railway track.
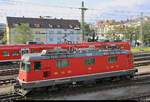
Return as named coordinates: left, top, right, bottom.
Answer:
left=26, top=73, right=150, bottom=100
left=0, top=78, right=16, bottom=85
left=120, top=93, right=150, bottom=100
left=1, top=71, right=150, bottom=100
left=0, top=93, right=23, bottom=101
left=0, top=63, right=19, bottom=70
left=0, top=68, right=19, bottom=76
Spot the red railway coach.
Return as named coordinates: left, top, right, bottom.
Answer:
left=0, top=41, right=130, bottom=63
left=14, top=44, right=136, bottom=96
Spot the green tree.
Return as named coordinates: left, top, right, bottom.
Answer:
left=14, top=23, right=33, bottom=44
left=140, top=22, right=150, bottom=45
left=84, top=23, right=95, bottom=42
left=106, top=25, right=138, bottom=45
left=84, top=23, right=92, bottom=36
left=105, top=25, right=122, bottom=40
left=0, top=30, right=4, bottom=35
left=2, top=29, right=7, bottom=44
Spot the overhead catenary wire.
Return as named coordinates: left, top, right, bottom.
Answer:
left=0, top=0, right=150, bottom=23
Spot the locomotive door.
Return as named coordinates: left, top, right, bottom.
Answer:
left=127, top=54, right=132, bottom=68
left=21, top=48, right=29, bottom=56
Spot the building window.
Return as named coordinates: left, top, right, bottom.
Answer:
left=13, top=30, right=18, bottom=34
left=36, top=38, right=41, bottom=41
left=56, top=60, right=70, bottom=68
left=57, top=37, right=61, bottom=41
left=34, top=24, right=40, bottom=27
left=57, top=25, right=61, bottom=28
left=108, top=56, right=118, bottom=63
left=47, top=30, right=51, bottom=34
left=34, top=62, right=41, bottom=71
left=48, top=24, right=53, bottom=28
left=35, top=31, right=40, bottom=34
left=70, top=36, right=74, bottom=41
left=74, top=25, right=80, bottom=30
left=69, top=25, right=73, bottom=28
left=84, top=58, right=95, bottom=65
left=12, top=51, right=19, bottom=56
left=51, top=30, right=54, bottom=34
left=2, top=51, right=10, bottom=56
left=57, top=31, right=62, bottom=34
left=49, top=38, right=53, bottom=41
left=13, top=24, right=19, bottom=27
left=77, top=37, right=80, bottom=41
left=70, top=31, right=74, bottom=34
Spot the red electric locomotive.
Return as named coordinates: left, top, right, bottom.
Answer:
left=14, top=43, right=137, bottom=95
left=0, top=41, right=130, bottom=63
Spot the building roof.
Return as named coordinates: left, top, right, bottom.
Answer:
left=7, top=17, right=80, bottom=29
left=96, top=20, right=116, bottom=26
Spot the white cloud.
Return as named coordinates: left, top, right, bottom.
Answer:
left=0, top=1, right=81, bottom=23
left=0, top=0, right=150, bottom=23
left=85, top=0, right=150, bottom=23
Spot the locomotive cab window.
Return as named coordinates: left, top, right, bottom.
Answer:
left=56, top=60, right=69, bottom=68
left=84, top=58, right=95, bottom=65
left=21, top=61, right=25, bottom=71
left=2, top=51, right=10, bottom=56
left=12, top=51, right=19, bottom=56
left=34, top=62, right=41, bottom=71
left=21, top=61, right=31, bottom=72
left=108, top=56, right=118, bottom=63
left=26, top=62, right=31, bottom=72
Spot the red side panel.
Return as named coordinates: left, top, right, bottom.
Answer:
left=18, top=53, right=134, bottom=82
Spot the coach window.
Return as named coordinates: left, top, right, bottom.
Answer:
left=2, top=51, right=10, bottom=56
left=108, top=56, right=118, bottom=63
left=31, top=50, right=37, bottom=53
left=34, top=62, right=41, bottom=71
left=12, top=51, right=19, bottom=56
left=56, top=60, right=70, bottom=68
left=84, top=58, right=95, bottom=65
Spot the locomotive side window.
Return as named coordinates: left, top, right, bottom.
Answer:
left=108, top=56, right=118, bottom=63
left=12, top=51, right=19, bottom=56
left=2, top=51, right=10, bottom=56
left=34, top=62, right=41, bottom=71
left=84, top=58, right=95, bottom=65
left=56, top=60, right=69, bottom=68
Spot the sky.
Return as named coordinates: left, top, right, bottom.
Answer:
left=0, top=0, right=150, bottom=24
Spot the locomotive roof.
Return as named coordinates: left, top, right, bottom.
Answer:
left=21, top=49, right=132, bottom=62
